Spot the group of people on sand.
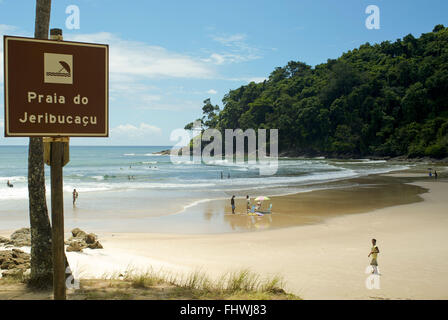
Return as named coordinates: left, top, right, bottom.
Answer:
left=428, top=169, right=438, bottom=179
left=230, top=195, right=262, bottom=214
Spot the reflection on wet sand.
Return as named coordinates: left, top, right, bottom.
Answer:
left=177, top=175, right=427, bottom=233
left=224, top=214, right=273, bottom=231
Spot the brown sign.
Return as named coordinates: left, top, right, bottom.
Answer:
left=3, top=36, right=109, bottom=137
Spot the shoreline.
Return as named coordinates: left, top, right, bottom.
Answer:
left=0, top=174, right=429, bottom=235
left=0, top=157, right=442, bottom=232
left=154, top=147, right=448, bottom=164
left=0, top=168, right=438, bottom=235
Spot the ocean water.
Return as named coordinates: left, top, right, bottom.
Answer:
left=0, top=145, right=410, bottom=232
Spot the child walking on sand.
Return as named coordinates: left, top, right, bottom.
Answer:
left=368, top=238, right=380, bottom=274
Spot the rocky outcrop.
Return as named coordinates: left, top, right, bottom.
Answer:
left=152, top=148, right=182, bottom=155
left=0, top=227, right=103, bottom=254
left=0, top=228, right=31, bottom=247
left=71, top=228, right=87, bottom=238
left=10, top=228, right=31, bottom=247
left=0, top=236, right=11, bottom=245
left=66, top=240, right=85, bottom=252
left=0, top=249, right=31, bottom=278
left=65, top=228, right=103, bottom=253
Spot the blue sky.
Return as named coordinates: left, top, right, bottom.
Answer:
left=1, top=0, right=447, bottom=146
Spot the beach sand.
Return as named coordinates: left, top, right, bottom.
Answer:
left=2, top=175, right=447, bottom=300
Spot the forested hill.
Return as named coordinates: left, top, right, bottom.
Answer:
left=189, top=25, right=448, bottom=159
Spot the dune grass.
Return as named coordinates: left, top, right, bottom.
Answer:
left=0, top=266, right=299, bottom=300
left=102, top=267, right=299, bottom=300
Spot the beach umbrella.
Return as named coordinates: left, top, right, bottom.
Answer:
left=255, top=196, right=270, bottom=201
left=58, top=61, right=71, bottom=74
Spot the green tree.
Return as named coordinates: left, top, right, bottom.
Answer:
left=201, top=98, right=220, bottom=128
left=28, top=0, right=53, bottom=289
left=185, top=25, right=448, bottom=159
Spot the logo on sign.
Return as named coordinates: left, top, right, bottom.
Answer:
left=44, top=53, right=73, bottom=84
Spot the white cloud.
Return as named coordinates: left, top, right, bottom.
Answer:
left=206, top=33, right=261, bottom=64
left=66, top=32, right=214, bottom=80
left=223, top=76, right=268, bottom=83
left=65, top=32, right=220, bottom=113
left=106, top=122, right=162, bottom=145
left=109, top=81, right=159, bottom=95
left=106, top=123, right=162, bottom=145
left=248, top=77, right=267, bottom=83
left=111, top=123, right=161, bottom=138
left=0, top=117, right=29, bottom=145
left=0, top=24, right=19, bottom=84
left=205, top=52, right=260, bottom=65
left=141, top=94, right=162, bottom=102
left=0, top=25, right=13, bottom=34
left=207, top=89, right=217, bottom=95
left=67, top=122, right=163, bottom=146
left=212, top=33, right=247, bottom=45
left=209, top=53, right=226, bottom=65
left=135, top=99, right=199, bottom=111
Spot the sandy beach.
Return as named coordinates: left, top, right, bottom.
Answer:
left=2, top=173, right=447, bottom=300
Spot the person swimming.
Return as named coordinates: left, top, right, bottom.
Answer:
left=72, top=189, right=79, bottom=206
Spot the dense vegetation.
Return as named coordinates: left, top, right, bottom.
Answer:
left=186, top=25, right=448, bottom=159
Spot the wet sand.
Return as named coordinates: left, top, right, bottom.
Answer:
left=117, top=175, right=427, bottom=233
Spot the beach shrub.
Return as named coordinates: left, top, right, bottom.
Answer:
left=425, top=142, right=448, bottom=158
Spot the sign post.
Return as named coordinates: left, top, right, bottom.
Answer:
left=3, top=29, right=108, bottom=300
left=49, top=28, right=67, bottom=301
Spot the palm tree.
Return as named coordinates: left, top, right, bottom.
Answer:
left=27, top=0, right=53, bottom=289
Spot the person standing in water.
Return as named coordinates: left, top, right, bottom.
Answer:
left=231, top=195, right=236, bottom=214
left=368, top=238, right=380, bottom=274
left=73, top=189, right=79, bottom=207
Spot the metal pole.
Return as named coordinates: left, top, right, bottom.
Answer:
left=50, top=27, right=66, bottom=301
